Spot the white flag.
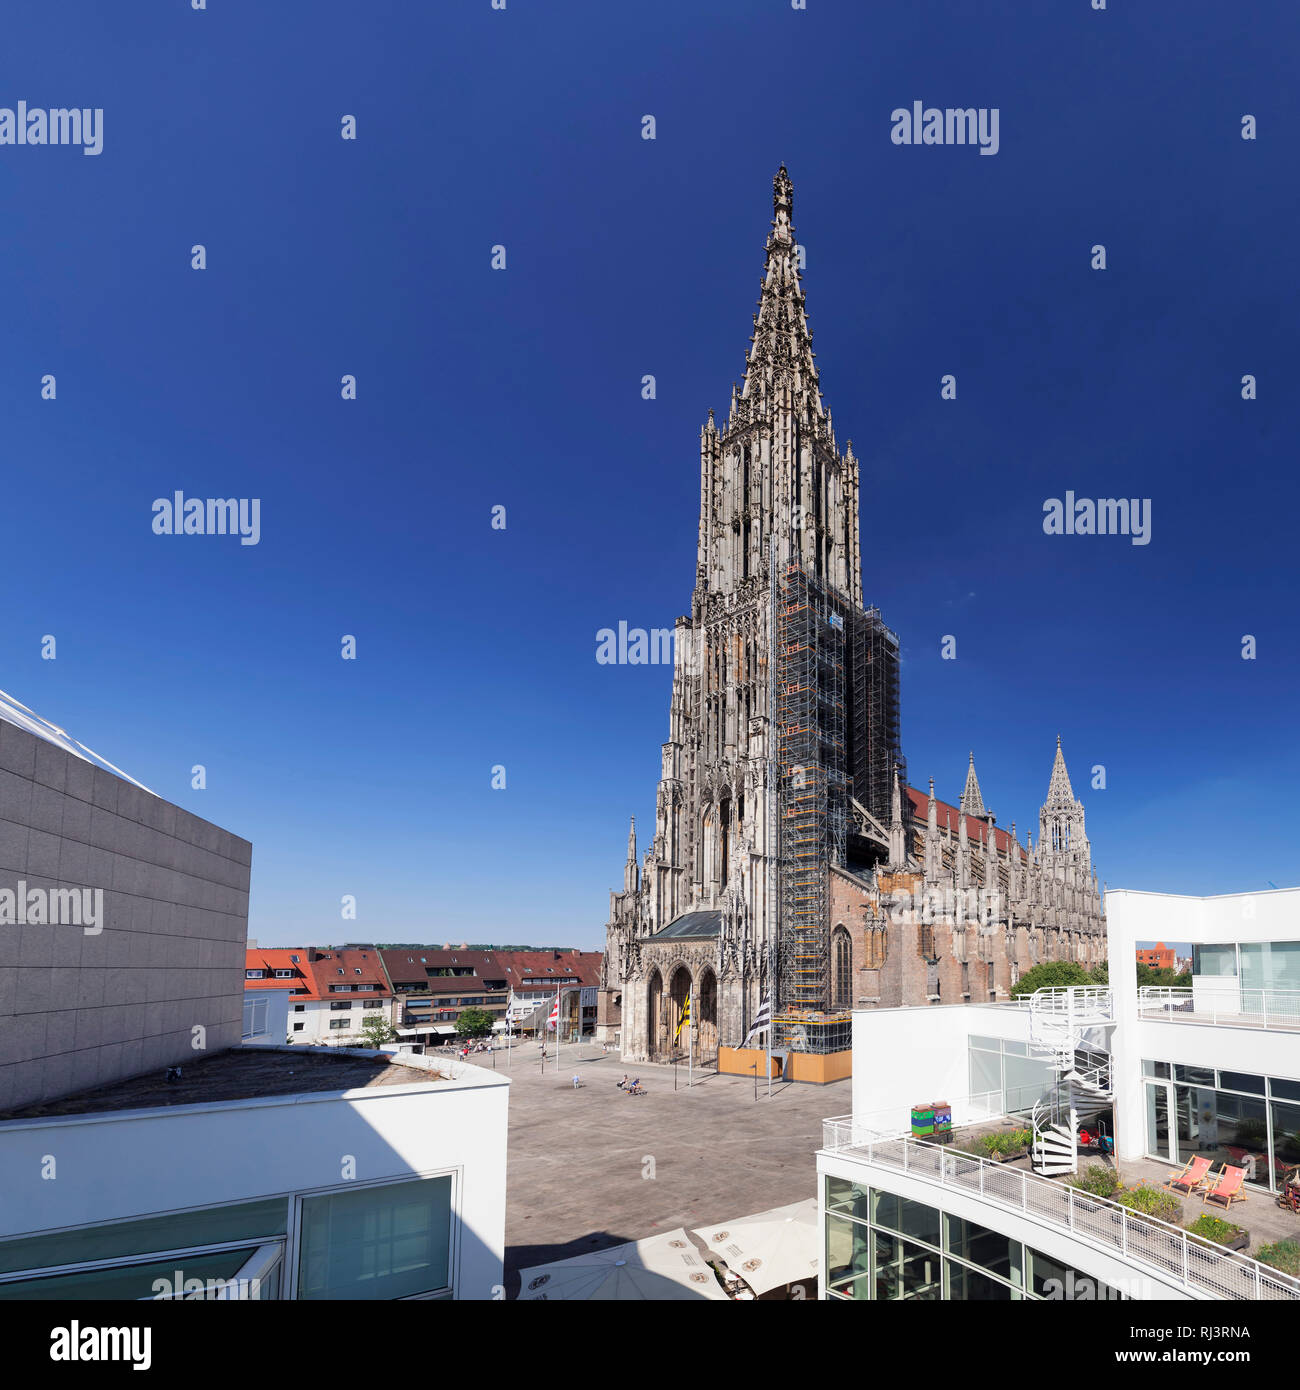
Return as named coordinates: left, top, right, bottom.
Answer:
left=741, top=997, right=772, bottom=1049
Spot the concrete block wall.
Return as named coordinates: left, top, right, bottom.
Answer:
left=0, top=717, right=252, bottom=1111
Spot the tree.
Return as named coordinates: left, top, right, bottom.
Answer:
left=456, top=1007, right=495, bottom=1039
left=1010, top=961, right=1093, bottom=998
left=359, top=1017, right=397, bottom=1049
left=1136, top=962, right=1190, bottom=989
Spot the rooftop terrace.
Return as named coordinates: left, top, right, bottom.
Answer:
left=822, top=1113, right=1300, bottom=1300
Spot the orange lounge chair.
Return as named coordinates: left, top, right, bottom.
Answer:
left=1202, top=1163, right=1248, bottom=1209
left=1165, top=1155, right=1212, bottom=1195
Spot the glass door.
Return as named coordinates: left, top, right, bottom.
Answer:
left=1144, top=1080, right=1176, bottom=1162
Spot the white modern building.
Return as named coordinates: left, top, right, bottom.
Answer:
left=0, top=1046, right=509, bottom=1300
left=817, top=887, right=1300, bottom=1301
left=241, top=986, right=291, bottom=1046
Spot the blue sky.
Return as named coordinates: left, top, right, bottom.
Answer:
left=2, top=2, right=1297, bottom=948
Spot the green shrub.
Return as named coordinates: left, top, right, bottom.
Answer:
left=1010, top=962, right=1093, bottom=998
left=1068, top=1164, right=1121, bottom=1198
left=1186, top=1214, right=1244, bottom=1247
left=978, top=1128, right=1033, bottom=1157
left=1116, top=1183, right=1182, bottom=1225
left=1255, top=1239, right=1300, bottom=1276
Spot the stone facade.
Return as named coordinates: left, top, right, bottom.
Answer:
left=0, top=714, right=251, bottom=1111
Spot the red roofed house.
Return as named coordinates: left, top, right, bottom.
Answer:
left=245, top=946, right=395, bottom=1046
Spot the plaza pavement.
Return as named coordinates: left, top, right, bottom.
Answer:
left=499, top=1043, right=850, bottom=1292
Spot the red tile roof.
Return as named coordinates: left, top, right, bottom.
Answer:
left=307, top=948, right=392, bottom=1000
left=244, top=947, right=318, bottom=998
left=495, top=950, right=603, bottom=989
left=905, top=787, right=1028, bottom=860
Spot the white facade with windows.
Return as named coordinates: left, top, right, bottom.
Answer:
left=0, top=1051, right=508, bottom=1301
left=1108, top=888, right=1300, bottom=1192
left=817, top=885, right=1300, bottom=1301
left=287, top=993, right=397, bottom=1046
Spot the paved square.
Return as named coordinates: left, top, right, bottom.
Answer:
left=497, top=1045, right=850, bottom=1290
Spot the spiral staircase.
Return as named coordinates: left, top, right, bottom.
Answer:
left=1025, top=987, right=1115, bottom=1177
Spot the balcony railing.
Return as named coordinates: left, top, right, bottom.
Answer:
left=820, top=1123, right=1300, bottom=1302
left=1138, top=986, right=1300, bottom=1030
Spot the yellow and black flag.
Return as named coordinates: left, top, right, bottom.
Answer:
left=674, top=996, right=691, bottom=1042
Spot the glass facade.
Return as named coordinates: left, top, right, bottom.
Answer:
left=1191, top=941, right=1300, bottom=994
left=1142, top=1061, right=1300, bottom=1191
left=824, top=1179, right=1128, bottom=1301
left=968, top=1036, right=1055, bottom=1114
left=0, top=1174, right=456, bottom=1300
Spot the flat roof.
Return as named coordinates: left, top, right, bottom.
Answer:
left=0, top=1048, right=449, bottom=1121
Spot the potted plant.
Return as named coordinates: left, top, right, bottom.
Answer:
left=979, top=1128, right=1033, bottom=1162
left=1065, top=1163, right=1121, bottom=1218
left=1186, top=1213, right=1249, bottom=1253
left=1115, top=1182, right=1183, bottom=1229
left=1254, top=1239, right=1300, bottom=1277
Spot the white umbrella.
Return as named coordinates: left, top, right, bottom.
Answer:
left=692, top=1197, right=819, bottom=1296
left=517, top=1228, right=730, bottom=1301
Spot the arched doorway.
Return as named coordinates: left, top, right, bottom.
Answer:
left=698, top=969, right=718, bottom=1063
left=647, top=970, right=665, bottom=1060
left=667, top=965, right=692, bottom=1059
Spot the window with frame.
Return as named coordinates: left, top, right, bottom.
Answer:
left=297, top=1176, right=453, bottom=1300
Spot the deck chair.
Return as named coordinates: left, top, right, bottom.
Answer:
left=1202, top=1163, right=1248, bottom=1209
left=1165, top=1155, right=1212, bottom=1195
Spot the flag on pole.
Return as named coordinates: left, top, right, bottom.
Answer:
left=547, top=994, right=559, bottom=1032
left=674, top=996, right=691, bottom=1042
left=741, top=997, right=772, bottom=1048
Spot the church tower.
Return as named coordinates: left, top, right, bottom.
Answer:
left=600, top=167, right=873, bottom=1062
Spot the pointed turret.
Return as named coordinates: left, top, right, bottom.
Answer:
left=624, top=817, right=639, bottom=895
left=924, top=777, right=941, bottom=880
left=959, top=750, right=986, bottom=819
left=956, top=794, right=970, bottom=892
left=888, top=765, right=906, bottom=869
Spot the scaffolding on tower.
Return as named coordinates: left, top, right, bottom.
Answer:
left=773, top=562, right=851, bottom=1055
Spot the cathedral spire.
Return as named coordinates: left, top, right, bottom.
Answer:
left=959, top=750, right=986, bottom=819
left=1045, top=733, right=1074, bottom=805
left=741, top=165, right=821, bottom=413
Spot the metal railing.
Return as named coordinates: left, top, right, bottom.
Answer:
left=820, top=1124, right=1300, bottom=1301
left=1138, top=986, right=1300, bottom=1030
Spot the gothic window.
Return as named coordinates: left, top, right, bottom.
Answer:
left=719, top=799, right=731, bottom=890
left=831, top=926, right=852, bottom=1009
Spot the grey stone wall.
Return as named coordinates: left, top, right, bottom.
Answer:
left=0, top=717, right=251, bottom=1110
